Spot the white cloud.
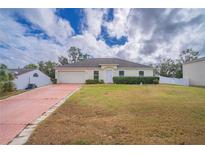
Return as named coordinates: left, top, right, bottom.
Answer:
left=66, top=32, right=116, bottom=57
left=83, top=9, right=107, bottom=37
left=0, top=10, right=67, bottom=67
left=104, top=9, right=205, bottom=64
left=1, top=8, right=205, bottom=68
left=105, top=9, right=131, bottom=39
left=19, top=9, right=74, bottom=43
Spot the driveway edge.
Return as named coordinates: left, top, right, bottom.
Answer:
left=9, top=86, right=81, bottom=145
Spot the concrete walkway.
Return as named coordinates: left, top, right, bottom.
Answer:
left=0, top=84, right=81, bottom=144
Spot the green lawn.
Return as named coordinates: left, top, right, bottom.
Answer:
left=0, top=90, right=25, bottom=100
left=26, top=84, right=205, bottom=144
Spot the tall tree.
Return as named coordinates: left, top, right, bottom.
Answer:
left=176, top=48, right=200, bottom=78
left=156, top=58, right=179, bottom=77
left=58, top=56, right=69, bottom=65
left=0, top=64, right=7, bottom=69
left=68, top=46, right=83, bottom=63
left=24, top=63, right=38, bottom=69
left=179, top=48, right=200, bottom=63
left=58, top=46, right=92, bottom=65
left=38, top=61, right=58, bottom=83
left=156, top=48, right=200, bottom=78
left=82, top=53, right=93, bottom=60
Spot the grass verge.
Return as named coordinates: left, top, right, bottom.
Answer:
left=0, top=90, right=26, bottom=100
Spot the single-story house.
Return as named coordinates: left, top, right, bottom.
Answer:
left=55, top=58, right=153, bottom=83
left=8, top=69, right=51, bottom=89
left=183, top=57, right=205, bottom=86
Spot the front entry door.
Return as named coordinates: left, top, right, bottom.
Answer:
left=106, top=70, right=113, bottom=83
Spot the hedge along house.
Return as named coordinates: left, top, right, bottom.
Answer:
left=55, top=58, right=154, bottom=83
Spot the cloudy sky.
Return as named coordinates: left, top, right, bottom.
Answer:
left=0, top=8, right=205, bottom=68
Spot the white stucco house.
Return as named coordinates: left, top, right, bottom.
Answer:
left=183, top=57, right=205, bottom=86
left=55, top=58, right=154, bottom=83
left=8, top=69, right=51, bottom=90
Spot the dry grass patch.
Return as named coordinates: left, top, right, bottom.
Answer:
left=0, top=90, right=25, bottom=100
left=26, top=84, right=205, bottom=144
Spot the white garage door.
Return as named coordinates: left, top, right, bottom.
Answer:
left=58, top=71, right=85, bottom=83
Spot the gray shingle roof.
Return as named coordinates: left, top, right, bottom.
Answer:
left=8, top=69, right=35, bottom=76
left=58, top=58, right=152, bottom=68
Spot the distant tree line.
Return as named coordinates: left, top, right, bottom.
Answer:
left=153, top=48, right=200, bottom=78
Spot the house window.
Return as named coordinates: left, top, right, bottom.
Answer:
left=33, top=73, right=39, bottom=77
left=139, top=71, right=144, bottom=77
left=119, top=71, right=124, bottom=77
left=94, top=71, right=99, bottom=80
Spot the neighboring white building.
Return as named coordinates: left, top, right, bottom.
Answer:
left=183, top=57, right=205, bottom=86
left=55, top=58, right=154, bottom=83
left=9, top=69, right=51, bottom=90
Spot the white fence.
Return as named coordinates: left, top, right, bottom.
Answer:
left=159, top=76, right=189, bottom=86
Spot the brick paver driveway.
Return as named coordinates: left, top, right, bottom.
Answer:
left=0, top=84, right=81, bottom=144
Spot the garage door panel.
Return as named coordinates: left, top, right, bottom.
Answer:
left=58, top=71, right=85, bottom=83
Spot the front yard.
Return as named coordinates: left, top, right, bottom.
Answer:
left=26, top=84, right=205, bottom=144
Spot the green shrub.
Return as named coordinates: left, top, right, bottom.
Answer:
left=0, top=82, right=4, bottom=93
left=0, top=69, right=8, bottom=81
left=99, top=79, right=104, bottom=84
left=153, top=79, right=159, bottom=84
left=85, top=79, right=104, bottom=84
left=113, top=76, right=159, bottom=84
left=85, top=79, right=98, bottom=84
left=51, top=78, right=57, bottom=84
left=0, top=69, right=16, bottom=92
left=2, top=81, right=15, bottom=92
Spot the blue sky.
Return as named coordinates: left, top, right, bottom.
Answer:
left=0, top=8, right=205, bottom=68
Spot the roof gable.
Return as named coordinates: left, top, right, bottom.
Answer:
left=8, top=69, right=36, bottom=76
